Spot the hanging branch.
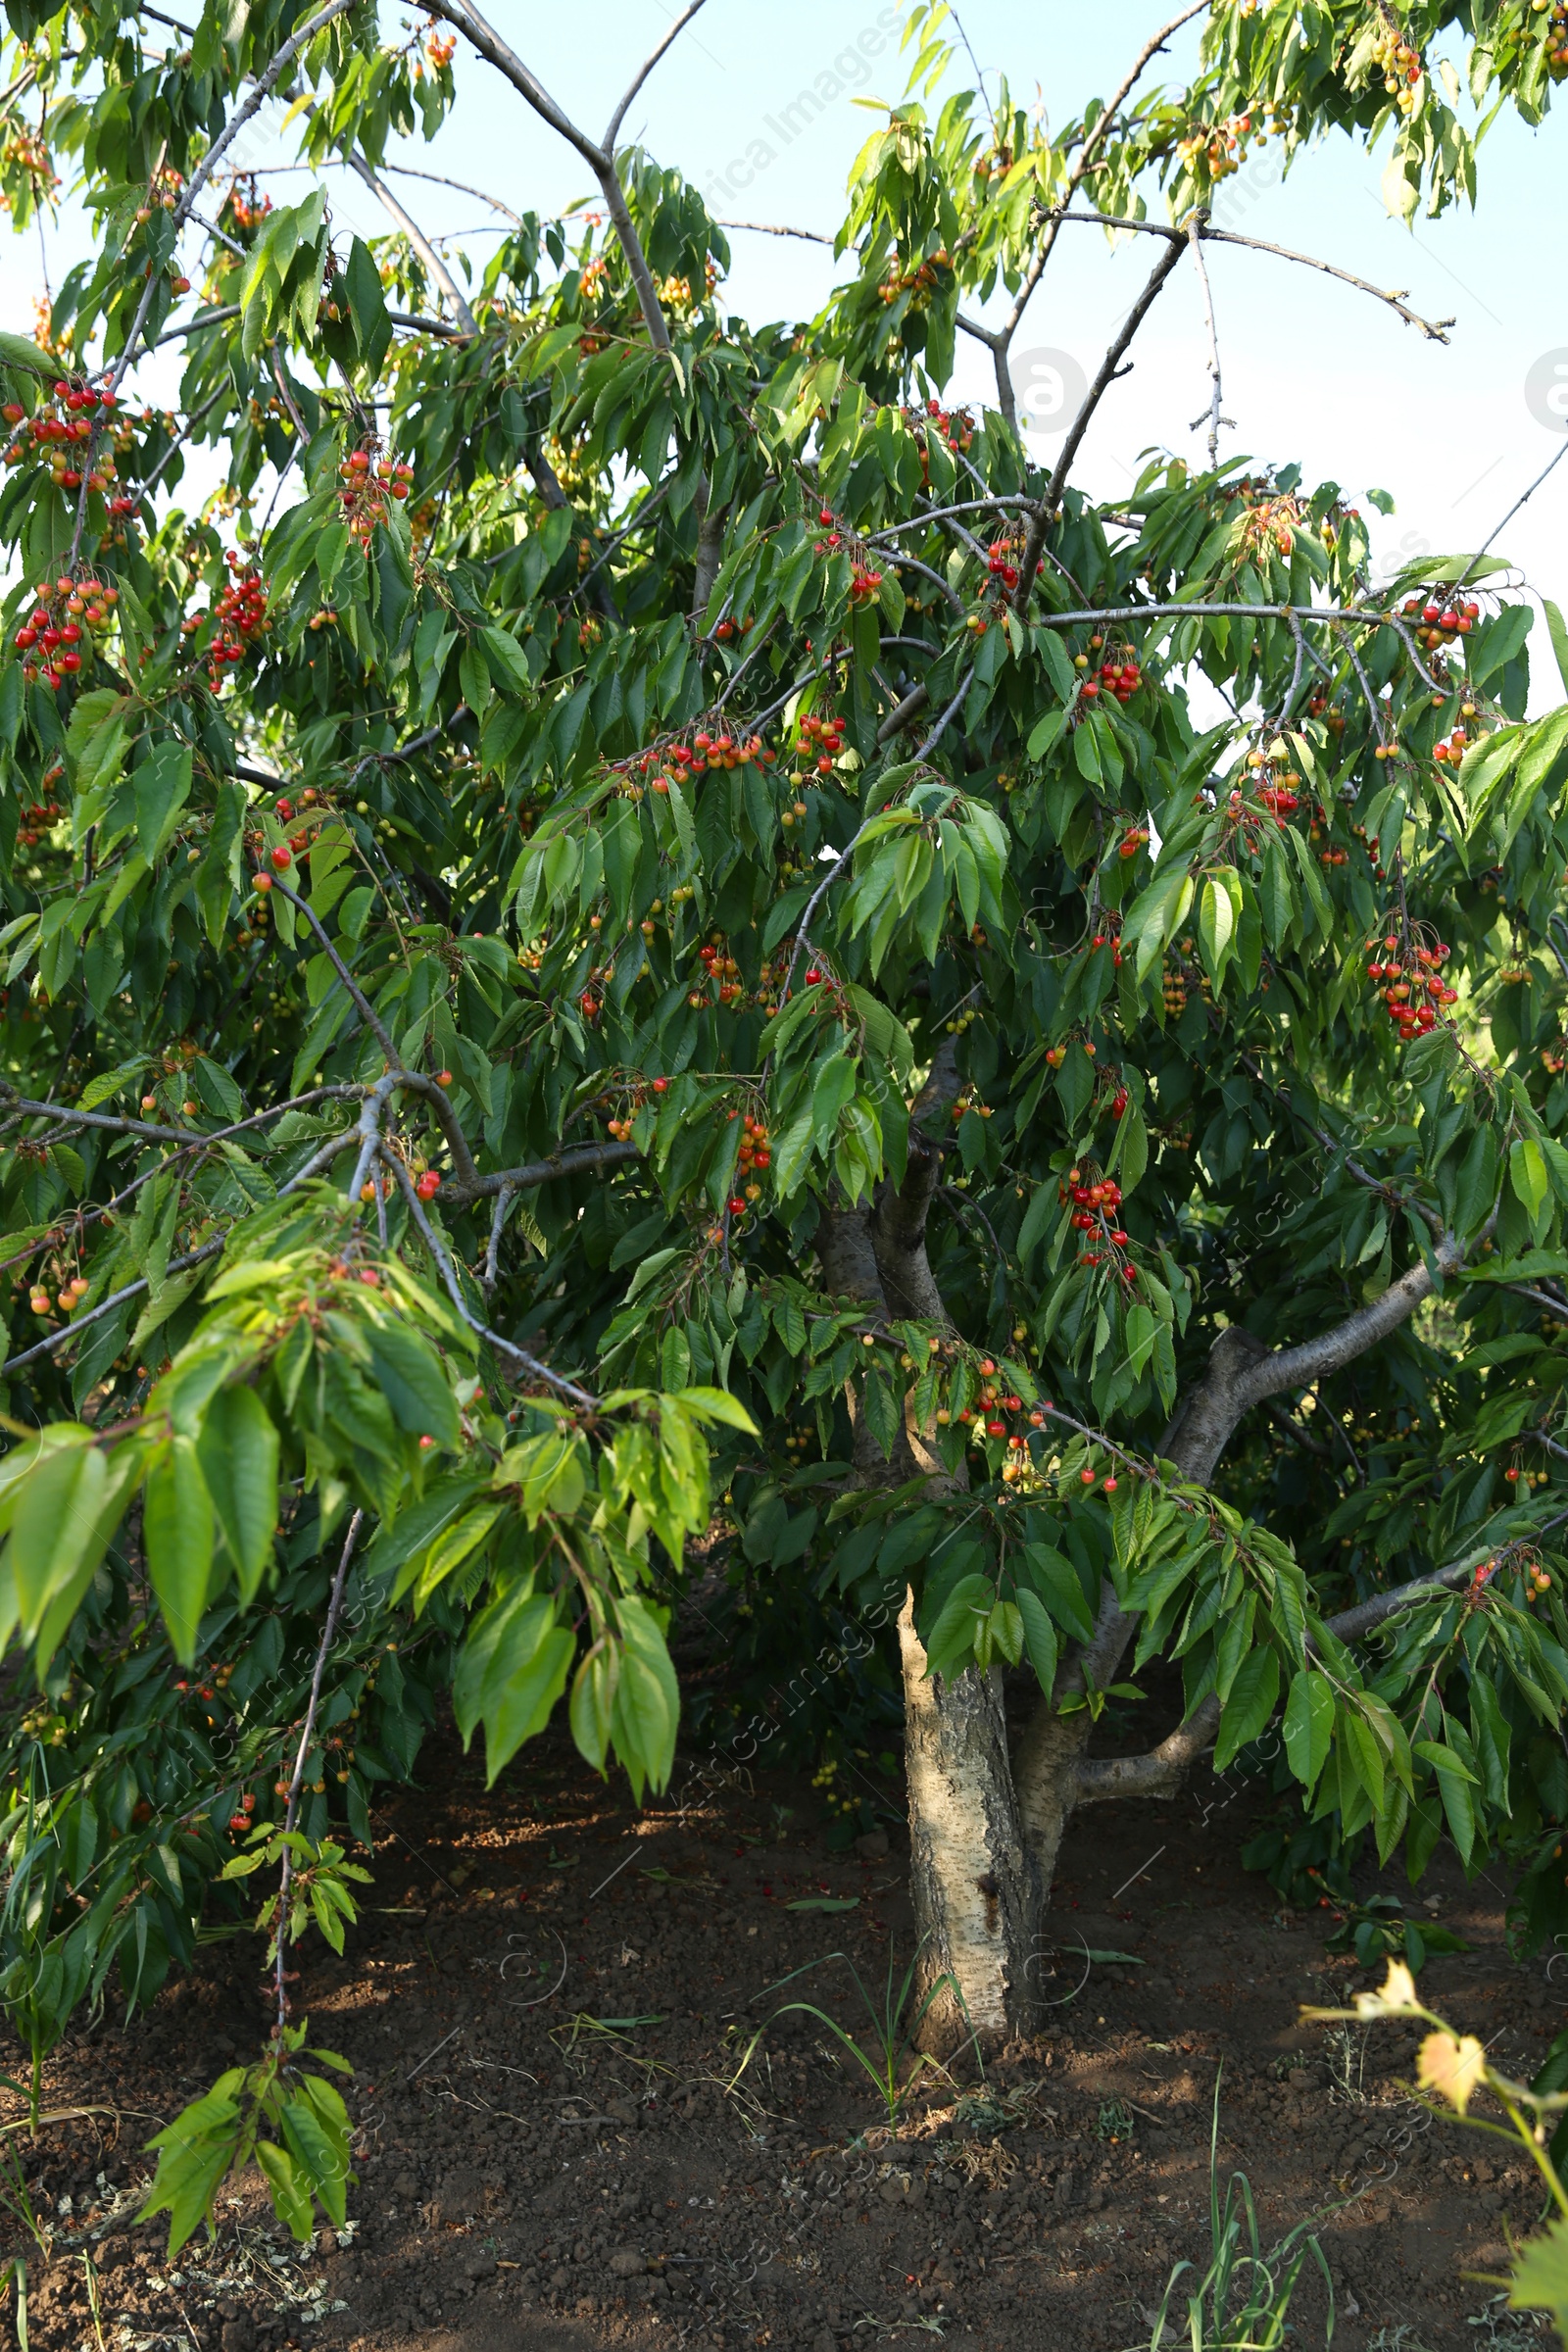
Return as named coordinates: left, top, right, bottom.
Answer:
left=273, top=1508, right=365, bottom=2041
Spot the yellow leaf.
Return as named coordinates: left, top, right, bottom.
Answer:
left=1417, top=2029, right=1487, bottom=2114
left=1352, top=1958, right=1421, bottom=2018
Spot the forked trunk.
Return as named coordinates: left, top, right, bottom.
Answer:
left=898, top=1592, right=1038, bottom=2052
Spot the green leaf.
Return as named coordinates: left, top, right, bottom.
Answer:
left=1015, top=1587, right=1059, bottom=1695
left=1509, top=2214, right=1568, bottom=2334
left=197, top=1387, right=278, bottom=1603
left=8, top=1439, right=110, bottom=1639
left=363, top=1315, right=461, bottom=1446
left=811, top=1054, right=856, bottom=1151
left=609, top=1592, right=680, bottom=1801
left=1511, top=1135, right=1549, bottom=1229
left=132, top=741, right=193, bottom=863
left=1214, top=1646, right=1280, bottom=1772
left=142, top=2076, right=246, bottom=2256
left=1283, top=1670, right=1335, bottom=1792
left=144, top=1435, right=216, bottom=1662
left=921, top=1571, right=994, bottom=1680
left=1544, top=601, right=1568, bottom=700
left=453, top=1585, right=574, bottom=1783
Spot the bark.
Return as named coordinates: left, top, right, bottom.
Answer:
left=821, top=1129, right=1039, bottom=2050
left=899, top=1592, right=1036, bottom=2052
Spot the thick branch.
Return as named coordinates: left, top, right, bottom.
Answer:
left=441, top=1139, right=641, bottom=1205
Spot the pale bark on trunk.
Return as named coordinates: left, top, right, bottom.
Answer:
left=898, top=1592, right=1037, bottom=2051
left=818, top=1074, right=1044, bottom=2050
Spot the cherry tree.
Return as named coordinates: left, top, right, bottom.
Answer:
left=0, top=0, right=1565, bottom=2240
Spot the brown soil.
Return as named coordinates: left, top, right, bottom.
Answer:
left=5, top=1724, right=1562, bottom=2352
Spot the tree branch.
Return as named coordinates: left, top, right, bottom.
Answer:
left=441, top=1139, right=641, bottom=1205
left=1044, top=210, right=1454, bottom=341
left=349, top=152, right=479, bottom=337
left=981, top=0, right=1215, bottom=419
left=1072, top=1535, right=1553, bottom=1804
left=603, top=0, right=710, bottom=152
left=421, top=0, right=673, bottom=353
left=1016, top=235, right=1187, bottom=608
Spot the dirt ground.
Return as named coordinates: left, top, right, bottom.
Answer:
left=5, top=1713, right=1564, bottom=2352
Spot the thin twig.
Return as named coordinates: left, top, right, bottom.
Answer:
left=274, top=1508, right=365, bottom=2039
left=1186, top=211, right=1224, bottom=469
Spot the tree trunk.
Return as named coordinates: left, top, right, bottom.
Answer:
left=898, top=1592, right=1038, bottom=2051
left=820, top=1100, right=1043, bottom=2053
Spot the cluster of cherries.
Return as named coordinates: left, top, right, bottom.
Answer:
left=1162, top=956, right=1189, bottom=1017
left=1402, top=594, right=1480, bottom=648
left=1, top=376, right=129, bottom=508
left=877, top=247, right=951, bottom=305
left=337, top=444, right=414, bottom=546
left=690, top=937, right=748, bottom=1008
left=1431, top=721, right=1474, bottom=766
left=419, top=23, right=457, bottom=70
left=222, top=174, right=273, bottom=235
left=1080, top=647, right=1143, bottom=705
left=724, top=1105, right=772, bottom=1218
left=13, top=572, right=121, bottom=689
left=1365, top=930, right=1458, bottom=1045
left=1060, top=1169, right=1138, bottom=1284
left=1117, top=823, right=1152, bottom=861
left=26, top=1265, right=89, bottom=1321
left=598, top=1074, right=671, bottom=1141
left=904, top=397, right=975, bottom=460
left=194, top=557, right=268, bottom=690
left=618, top=729, right=775, bottom=800
left=2, top=127, right=58, bottom=191
left=809, top=509, right=884, bottom=607
left=1548, top=0, right=1568, bottom=76
left=251, top=787, right=328, bottom=895
left=226, top=1790, right=259, bottom=1835
left=794, top=710, right=845, bottom=774
left=986, top=534, right=1024, bottom=595
left=15, top=768, right=63, bottom=850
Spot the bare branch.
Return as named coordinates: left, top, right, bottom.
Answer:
left=1186, top=212, right=1224, bottom=469
left=1462, top=438, right=1568, bottom=586
left=381, top=161, right=521, bottom=225
left=275, top=1507, right=365, bottom=2035
left=375, top=1146, right=599, bottom=1410
left=422, top=0, right=672, bottom=353
left=442, top=1139, right=642, bottom=1205
left=1040, top=210, right=1455, bottom=341
left=982, top=0, right=1215, bottom=416
left=716, top=217, right=832, bottom=245
left=349, top=152, right=479, bottom=337
left=1016, top=234, right=1186, bottom=606
left=603, top=0, right=710, bottom=151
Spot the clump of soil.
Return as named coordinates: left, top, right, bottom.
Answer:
left=4, top=1723, right=1561, bottom=2352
